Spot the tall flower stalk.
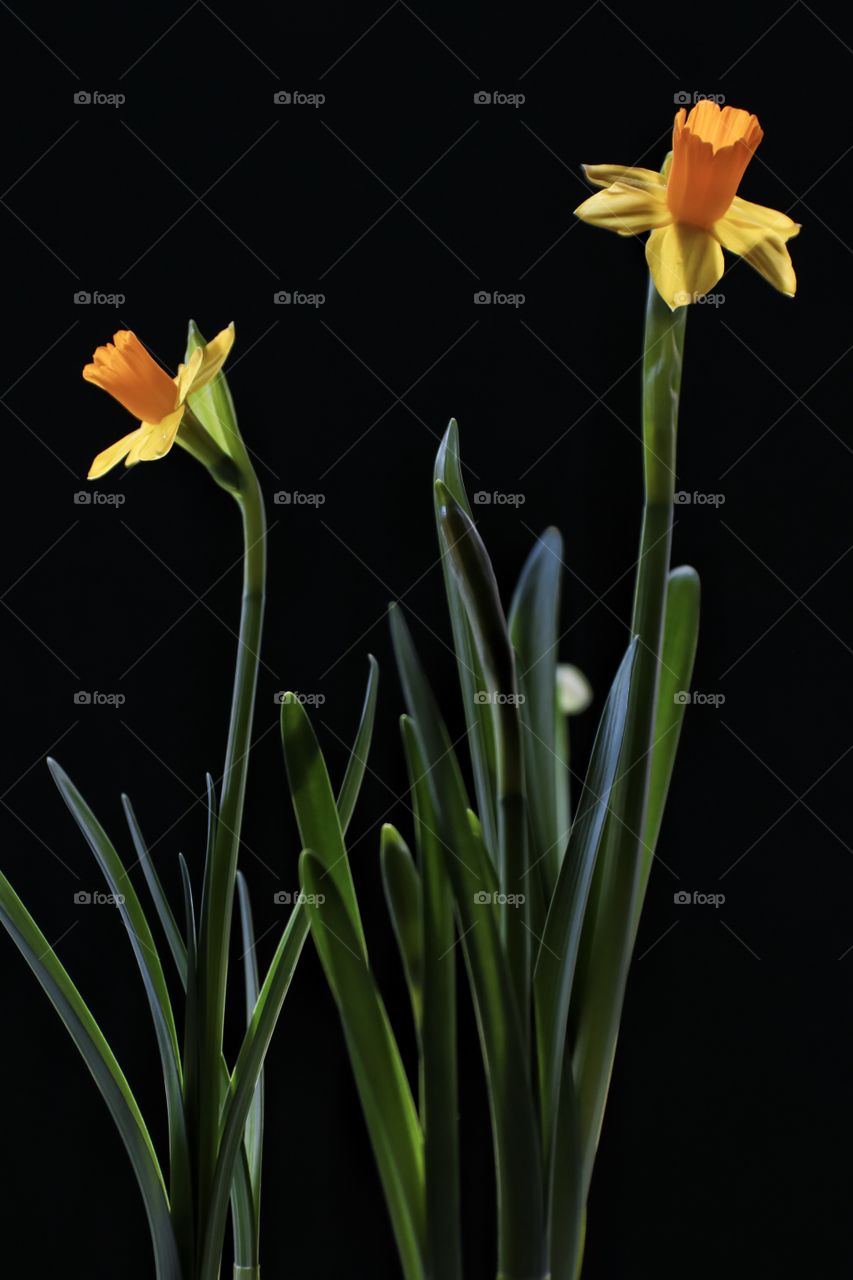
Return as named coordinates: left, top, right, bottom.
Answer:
left=0, top=321, right=380, bottom=1280
left=287, top=102, right=795, bottom=1280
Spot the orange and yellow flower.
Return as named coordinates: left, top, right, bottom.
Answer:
left=84, top=325, right=234, bottom=479
left=574, top=102, right=799, bottom=309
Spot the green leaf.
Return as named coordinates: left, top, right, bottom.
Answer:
left=279, top=692, right=366, bottom=955
left=400, top=716, right=462, bottom=1280
left=509, top=528, right=564, bottom=897
left=199, top=905, right=309, bottom=1280
left=638, top=566, right=700, bottom=909
left=48, top=759, right=193, bottom=1271
left=236, top=871, right=264, bottom=1199
left=0, top=869, right=181, bottom=1280
left=434, top=421, right=499, bottom=859
left=300, top=851, right=426, bottom=1280
left=336, top=654, right=379, bottom=835
left=123, top=795, right=188, bottom=988
left=390, top=604, right=546, bottom=1280
left=435, top=480, right=530, bottom=1026
left=380, top=824, right=424, bottom=1035
left=532, top=640, right=637, bottom=1221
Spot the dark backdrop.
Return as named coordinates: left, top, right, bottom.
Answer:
left=1, top=2, right=851, bottom=1276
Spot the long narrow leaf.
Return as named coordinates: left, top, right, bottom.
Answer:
left=48, top=759, right=193, bottom=1272
left=400, top=715, right=462, bottom=1280
left=336, top=654, right=380, bottom=835
left=123, top=795, right=188, bottom=988
left=279, top=693, right=366, bottom=954
left=0, top=870, right=181, bottom=1280
left=434, top=421, right=499, bottom=859
left=300, top=850, right=426, bottom=1280
left=509, top=527, right=564, bottom=898
left=381, top=824, right=424, bottom=1036
left=390, top=604, right=546, bottom=1280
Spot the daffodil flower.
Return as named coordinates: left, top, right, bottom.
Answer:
left=574, top=101, right=800, bottom=309
left=84, top=324, right=235, bottom=478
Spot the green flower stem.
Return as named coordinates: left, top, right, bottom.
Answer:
left=573, top=277, right=686, bottom=1203
left=197, top=456, right=267, bottom=1234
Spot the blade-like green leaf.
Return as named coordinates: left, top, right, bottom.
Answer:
left=48, top=759, right=193, bottom=1271
left=123, top=795, right=188, bottom=989
left=533, top=640, right=637, bottom=1202
left=199, top=905, right=309, bottom=1280
left=637, top=565, right=700, bottom=909
left=390, top=604, right=546, bottom=1280
left=279, top=692, right=366, bottom=955
left=336, top=654, right=379, bottom=835
left=509, top=527, right=564, bottom=897
left=0, top=870, right=181, bottom=1280
left=434, top=421, right=499, bottom=859
left=236, top=871, right=264, bottom=1198
left=380, top=824, right=424, bottom=1035
left=300, top=850, right=426, bottom=1280
left=435, top=480, right=530, bottom=1028
left=400, top=716, right=462, bottom=1280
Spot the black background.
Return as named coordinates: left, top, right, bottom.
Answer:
left=1, top=2, right=851, bottom=1276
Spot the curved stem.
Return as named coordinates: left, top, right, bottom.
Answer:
left=196, top=461, right=267, bottom=1237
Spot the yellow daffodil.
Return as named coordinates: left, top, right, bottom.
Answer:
left=574, top=101, right=800, bottom=309
left=84, top=325, right=235, bottom=478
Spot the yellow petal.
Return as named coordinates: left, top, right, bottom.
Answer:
left=188, top=323, right=235, bottom=396
left=126, top=406, right=186, bottom=465
left=714, top=213, right=797, bottom=296
left=645, top=223, right=724, bottom=309
left=575, top=183, right=671, bottom=236
left=174, top=347, right=204, bottom=405
left=582, top=164, right=666, bottom=192
left=88, top=425, right=147, bottom=479
left=727, top=196, right=800, bottom=242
